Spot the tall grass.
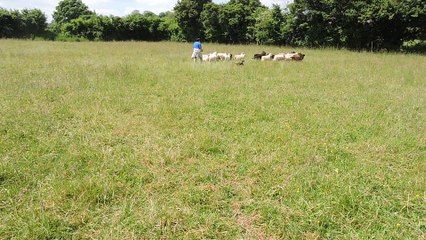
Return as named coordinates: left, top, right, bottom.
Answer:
left=0, top=40, right=425, bottom=239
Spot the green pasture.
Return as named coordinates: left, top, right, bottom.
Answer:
left=0, top=40, right=425, bottom=239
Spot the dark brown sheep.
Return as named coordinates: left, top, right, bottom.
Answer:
left=253, top=51, right=267, bottom=60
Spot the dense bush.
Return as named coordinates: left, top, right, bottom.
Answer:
left=0, top=8, right=47, bottom=39
left=0, top=0, right=425, bottom=52
left=285, top=0, right=426, bottom=51
left=402, top=39, right=426, bottom=53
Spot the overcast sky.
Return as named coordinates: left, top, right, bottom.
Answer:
left=0, top=0, right=292, bottom=21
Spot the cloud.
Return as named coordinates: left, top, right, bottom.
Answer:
left=0, top=0, right=294, bottom=22
left=0, top=0, right=58, bottom=10
left=133, top=0, right=176, bottom=13
left=260, top=0, right=293, bottom=8
left=94, top=8, right=118, bottom=16
left=0, top=0, right=60, bottom=21
left=84, top=0, right=112, bottom=4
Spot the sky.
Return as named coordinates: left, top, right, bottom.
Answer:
left=0, top=0, right=293, bottom=21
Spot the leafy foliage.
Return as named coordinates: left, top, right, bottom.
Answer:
left=174, top=0, right=211, bottom=41
left=0, top=0, right=425, bottom=52
left=0, top=8, right=47, bottom=39
left=286, top=0, right=426, bottom=50
left=251, top=4, right=285, bottom=45
left=220, top=0, right=266, bottom=43
left=201, top=3, right=222, bottom=42
left=52, top=0, right=92, bottom=26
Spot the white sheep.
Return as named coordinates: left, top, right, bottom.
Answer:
left=201, top=52, right=219, bottom=61
left=284, top=52, right=297, bottom=60
left=208, top=52, right=219, bottom=61
left=202, top=54, right=210, bottom=61
left=234, top=52, right=245, bottom=60
left=261, top=53, right=274, bottom=61
left=273, top=53, right=285, bottom=61
left=217, top=53, right=232, bottom=60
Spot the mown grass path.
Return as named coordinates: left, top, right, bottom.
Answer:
left=0, top=40, right=425, bottom=239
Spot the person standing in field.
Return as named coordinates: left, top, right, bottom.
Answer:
left=191, top=37, right=203, bottom=62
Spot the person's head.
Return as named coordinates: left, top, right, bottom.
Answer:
left=195, top=37, right=201, bottom=42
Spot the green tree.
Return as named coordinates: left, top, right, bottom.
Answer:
left=20, top=9, right=47, bottom=39
left=61, top=15, right=102, bottom=40
left=174, top=0, right=211, bottom=41
left=158, top=11, right=184, bottom=41
left=398, top=0, right=426, bottom=52
left=0, top=8, right=14, bottom=37
left=398, top=0, right=426, bottom=41
left=0, top=8, right=47, bottom=39
left=52, top=0, right=92, bottom=26
left=270, top=4, right=285, bottom=45
left=96, top=15, right=125, bottom=41
left=142, top=11, right=169, bottom=41
left=251, top=5, right=285, bottom=45
left=8, top=10, right=24, bottom=38
left=201, top=2, right=222, bottom=42
left=287, top=0, right=342, bottom=47
left=251, top=8, right=274, bottom=44
left=286, top=0, right=424, bottom=50
left=220, top=0, right=266, bottom=43
left=122, top=12, right=151, bottom=40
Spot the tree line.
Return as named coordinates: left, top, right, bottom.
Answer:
left=1, top=0, right=425, bottom=52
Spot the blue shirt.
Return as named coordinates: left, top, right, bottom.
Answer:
left=193, top=41, right=202, bottom=49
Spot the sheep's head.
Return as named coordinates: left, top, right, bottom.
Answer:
left=293, top=53, right=305, bottom=61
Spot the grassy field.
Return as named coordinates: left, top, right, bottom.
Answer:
left=0, top=40, right=425, bottom=239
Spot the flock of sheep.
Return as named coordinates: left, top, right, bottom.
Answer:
left=198, top=51, right=305, bottom=64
